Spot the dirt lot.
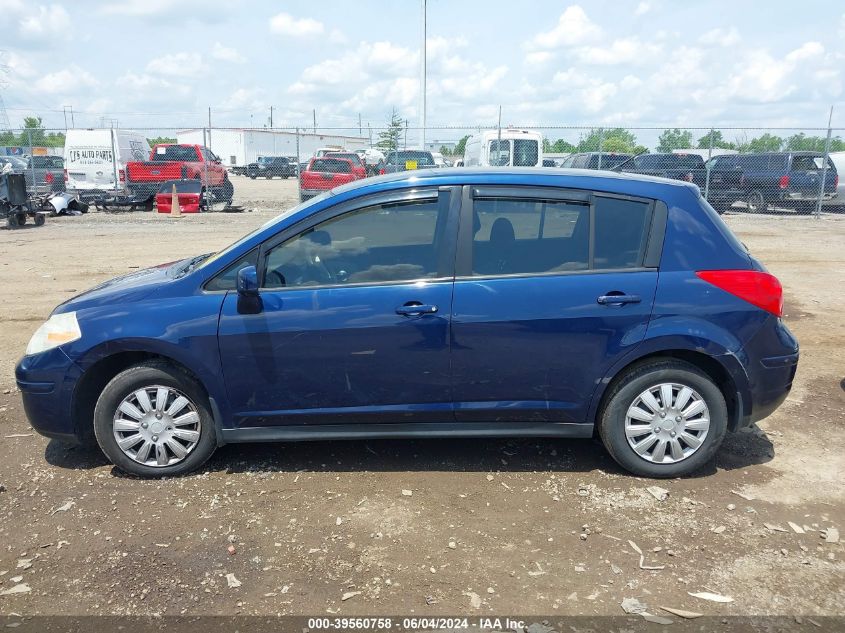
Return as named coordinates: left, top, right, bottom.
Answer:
left=0, top=175, right=842, bottom=618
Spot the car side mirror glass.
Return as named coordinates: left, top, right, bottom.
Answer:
left=236, top=265, right=259, bottom=296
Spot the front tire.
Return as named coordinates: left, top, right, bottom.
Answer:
left=93, top=362, right=217, bottom=477
left=598, top=359, right=727, bottom=478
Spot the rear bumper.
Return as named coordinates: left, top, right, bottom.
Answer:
left=15, top=348, right=82, bottom=443
left=740, top=318, right=800, bottom=427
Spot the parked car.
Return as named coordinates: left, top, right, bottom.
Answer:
left=17, top=168, right=798, bottom=479
left=819, top=151, right=844, bottom=212
left=64, top=128, right=150, bottom=195
left=382, top=150, right=436, bottom=173
left=705, top=151, right=838, bottom=214
left=622, top=153, right=707, bottom=189
left=324, top=152, right=367, bottom=179
left=126, top=144, right=233, bottom=204
left=246, top=156, right=296, bottom=180
left=463, top=129, right=544, bottom=167
left=561, top=152, right=633, bottom=170
left=8, top=155, right=66, bottom=193
left=299, top=157, right=358, bottom=201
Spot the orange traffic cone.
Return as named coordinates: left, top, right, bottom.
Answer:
left=169, top=183, right=182, bottom=218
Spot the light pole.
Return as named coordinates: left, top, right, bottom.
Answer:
left=419, top=0, right=426, bottom=150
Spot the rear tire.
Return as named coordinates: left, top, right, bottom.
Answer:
left=746, top=190, right=766, bottom=214
left=598, top=359, right=727, bottom=478
left=93, top=362, right=217, bottom=477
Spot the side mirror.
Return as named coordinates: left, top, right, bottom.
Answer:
left=236, top=265, right=259, bottom=296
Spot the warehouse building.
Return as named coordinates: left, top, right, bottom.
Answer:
left=176, top=128, right=370, bottom=168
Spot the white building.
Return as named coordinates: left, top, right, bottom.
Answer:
left=176, top=128, right=370, bottom=167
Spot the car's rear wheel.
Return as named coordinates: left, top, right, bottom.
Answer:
left=93, top=362, right=217, bottom=477
left=746, top=190, right=766, bottom=214
left=598, top=359, right=727, bottom=478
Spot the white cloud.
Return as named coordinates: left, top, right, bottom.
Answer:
left=525, top=51, right=553, bottom=65
left=329, top=29, right=347, bottom=44
left=699, top=27, right=741, bottom=47
left=635, top=2, right=651, bottom=16
left=785, top=41, right=824, bottom=63
left=221, top=88, right=265, bottom=111
left=211, top=42, right=246, bottom=63
left=269, top=12, right=324, bottom=37
left=102, top=0, right=235, bottom=19
left=146, top=52, right=208, bottom=77
left=34, top=66, right=98, bottom=94
left=528, top=6, right=602, bottom=49
left=572, top=37, right=663, bottom=65
left=0, top=1, right=70, bottom=44
left=19, top=4, right=70, bottom=38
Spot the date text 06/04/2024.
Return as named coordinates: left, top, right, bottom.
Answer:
left=306, top=617, right=526, bottom=630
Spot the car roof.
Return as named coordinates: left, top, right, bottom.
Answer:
left=329, top=167, right=697, bottom=197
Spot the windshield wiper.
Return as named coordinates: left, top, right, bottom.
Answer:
left=174, top=253, right=213, bottom=278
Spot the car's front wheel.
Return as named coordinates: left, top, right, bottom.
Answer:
left=93, top=362, right=217, bottom=477
left=598, top=359, right=727, bottom=478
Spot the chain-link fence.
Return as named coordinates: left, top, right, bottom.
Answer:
left=2, top=124, right=843, bottom=215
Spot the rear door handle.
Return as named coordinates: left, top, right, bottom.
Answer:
left=396, top=303, right=439, bottom=316
left=597, top=294, right=641, bottom=306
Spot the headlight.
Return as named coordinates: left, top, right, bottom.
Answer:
left=26, top=312, right=82, bottom=356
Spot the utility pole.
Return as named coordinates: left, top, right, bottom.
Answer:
left=419, top=0, right=427, bottom=149
left=62, top=105, right=71, bottom=131
left=70, top=106, right=74, bottom=127
left=815, top=105, right=835, bottom=217
left=358, top=112, right=362, bottom=136
left=207, top=107, right=212, bottom=147
left=269, top=106, right=273, bottom=128
left=313, top=109, right=317, bottom=134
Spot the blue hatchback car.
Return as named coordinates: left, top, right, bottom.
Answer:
left=16, top=169, right=798, bottom=478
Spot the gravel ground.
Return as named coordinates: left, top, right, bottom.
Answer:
left=0, top=176, right=842, bottom=618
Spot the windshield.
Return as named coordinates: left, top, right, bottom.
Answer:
left=591, top=154, right=633, bottom=169
left=387, top=151, right=435, bottom=166
left=635, top=154, right=705, bottom=169
left=513, top=139, right=539, bottom=166
left=2, top=156, right=27, bottom=169
left=489, top=140, right=511, bottom=166
left=309, top=158, right=351, bottom=173
left=151, top=145, right=198, bottom=162
left=257, top=157, right=274, bottom=164
left=326, top=153, right=361, bottom=165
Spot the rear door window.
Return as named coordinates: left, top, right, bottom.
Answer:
left=791, top=155, right=826, bottom=171
left=470, top=194, right=653, bottom=276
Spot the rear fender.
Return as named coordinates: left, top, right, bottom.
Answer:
left=585, top=327, right=752, bottom=429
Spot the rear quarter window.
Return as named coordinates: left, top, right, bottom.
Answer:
left=593, top=197, right=651, bottom=269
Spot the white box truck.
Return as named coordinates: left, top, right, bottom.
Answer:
left=64, top=129, right=151, bottom=193
left=462, top=129, right=543, bottom=168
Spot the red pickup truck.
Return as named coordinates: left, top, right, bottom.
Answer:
left=126, top=144, right=233, bottom=204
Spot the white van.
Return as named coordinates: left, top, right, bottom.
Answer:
left=64, top=129, right=151, bottom=192
left=462, top=129, right=543, bottom=168
left=822, top=151, right=845, bottom=211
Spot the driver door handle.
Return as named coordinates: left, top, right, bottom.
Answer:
left=396, top=302, right=439, bottom=316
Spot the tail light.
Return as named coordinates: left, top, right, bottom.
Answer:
left=834, top=174, right=839, bottom=189
left=739, top=174, right=745, bottom=186
left=379, top=168, right=385, bottom=175
left=63, top=169, right=68, bottom=182
left=119, top=169, right=126, bottom=183
left=779, top=175, right=790, bottom=189
left=696, top=270, right=783, bottom=317
left=45, top=172, right=54, bottom=184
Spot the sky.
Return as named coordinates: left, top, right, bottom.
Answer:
left=1, top=0, right=844, bottom=146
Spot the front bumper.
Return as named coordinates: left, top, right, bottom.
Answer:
left=15, top=347, right=82, bottom=443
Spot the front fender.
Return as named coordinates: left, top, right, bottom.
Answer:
left=66, top=294, right=229, bottom=423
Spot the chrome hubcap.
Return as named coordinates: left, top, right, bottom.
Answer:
left=625, top=382, right=710, bottom=464
left=112, top=385, right=201, bottom=467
